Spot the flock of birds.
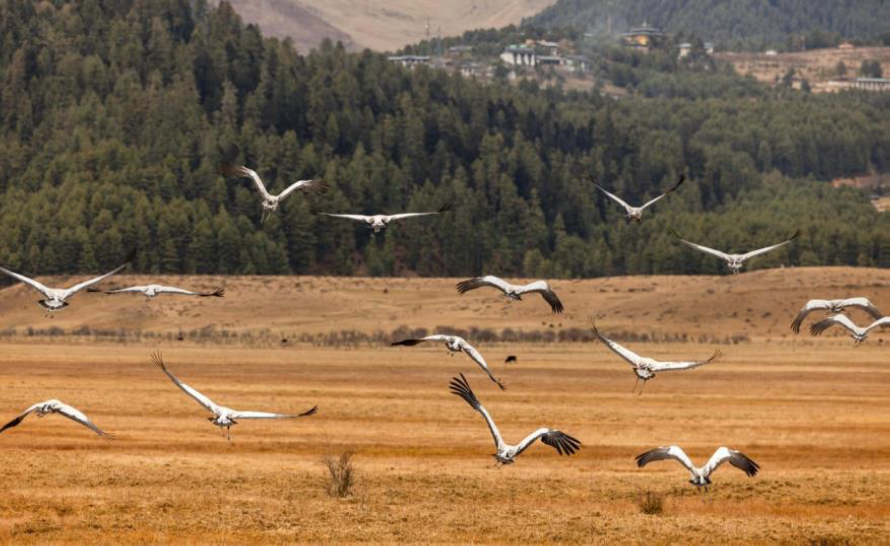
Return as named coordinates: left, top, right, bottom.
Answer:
left=0, top=165, right=885, bottom=492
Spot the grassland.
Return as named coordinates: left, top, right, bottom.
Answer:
left=0, top=268, right=888, bottom=543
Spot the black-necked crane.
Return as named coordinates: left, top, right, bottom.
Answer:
left=449, top=373, right=580, bottom=465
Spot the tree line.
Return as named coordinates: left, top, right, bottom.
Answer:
left=528, top=0, right=890, bottom=51
left=0, top=0, right=889, bottom=280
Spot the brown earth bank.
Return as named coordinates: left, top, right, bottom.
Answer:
left=0, top=267, right=889, bottom=344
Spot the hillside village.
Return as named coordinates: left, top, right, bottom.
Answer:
left=392, top=23, right=890, bottom=97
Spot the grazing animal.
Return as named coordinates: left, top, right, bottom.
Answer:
left=391, top=334, right=505, bottom=390
left=592, top=321, right=721, bottom=394
left=0, top=400, right=113, bottom=440
left=152, top=352, right=317, bottom=440
left=504, top=355, right=517, bottom=364
left=218, top=164, right=326, bottom=223
left=90, top=285, right=224, bottom=299
left=321, top=206, right=448, bottom=233
left=635, top=446, right=759, bottom=492
left=790, top=298, right=882, bottom=333
left=449, top=373, right=580, bottom=465
left=809, top=314, right=890, bottom=345
left=590, top=173, right=685, bottom=223
left=456, top=276, right=564, bottom=313
left=0, top=252, right=133, bottom=313
left=670, top=228, right=800, bottom=274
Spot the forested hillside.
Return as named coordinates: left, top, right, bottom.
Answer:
left=1, top=0, right=889, bottom=279
left=528, top=0, right=890, bottom=50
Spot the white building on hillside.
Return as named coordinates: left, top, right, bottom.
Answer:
left=501, top=45, right=537, bottom=66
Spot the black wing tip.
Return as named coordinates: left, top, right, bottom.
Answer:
left=449, top=373, right=479, bottom=405
left=0, top=416, right=25, bottom=434
left=437, top=204, right=452, bottom=213
left=667, top=174, right=686, bottom=192
left=809, top=320, right=830, bottom=336
left=300, top=405, right=319, bottom=417
left=551, top=298, right=565, bottom=314
left=789, top=228, right=802, bottom=241
left=209, top=287, right=225, bottom=297
left=734, top=451, right=760, bottom=476
left=391, top=339, right=421, bottom=346
left=218, top=164, right=246, bottom=176
left=455, top=278, right=478, bottom=294
left=668, top=227, right=683, bottom=239
left=309, top=179, right=329, bottom=194
left=123, top=248, right=138, bottom=264
left=634, top=447, right=660, bottom=467
left=544, top=431, right=582, bottom=456
left=150, top=351, right=166, bottom=370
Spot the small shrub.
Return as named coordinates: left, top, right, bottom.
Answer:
left=638, top=490, right=664, bottom=515
left=322, top=449, right=356, bottom=498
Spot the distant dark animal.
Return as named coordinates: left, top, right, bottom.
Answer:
left=504, top=356, right=517, bottom=364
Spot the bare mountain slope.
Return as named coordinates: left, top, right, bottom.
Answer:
left=221, top=0, right=557, bottom=52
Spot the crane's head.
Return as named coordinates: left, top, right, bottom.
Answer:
left=262, top=198, right=279, bottom=212
left=727, top=258, right=744, bottom=274
left=626, top=210, right=643, bottom=223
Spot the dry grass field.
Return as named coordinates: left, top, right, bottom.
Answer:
left=0, top=268, right=889, bottom=543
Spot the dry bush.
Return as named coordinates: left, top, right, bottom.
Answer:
left=322, top=449, right=357, bottom=498
left=638, top=490, right=664, bottom=515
